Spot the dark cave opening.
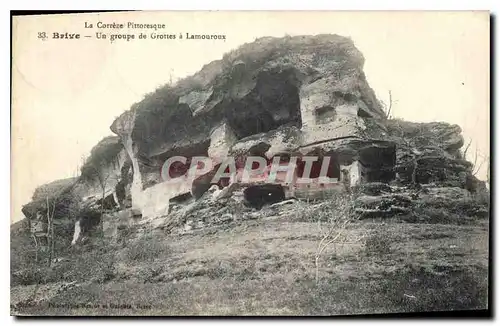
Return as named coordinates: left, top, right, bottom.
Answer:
left=95, top=193, right=118, bottom=210
left=191, top=163, right=228, bottom=200
left=167, top=160, right=191, bottom=179
left=359, top=145, right=396, bottom=183
left=171, top=192, right=193, bottom=204
left=357, top=107, right=372, bottom=118
left=243, top=184, right=286, bottom=210
left=315, top=106, right=336, bottom=124
left=224, top=69, right=302, bottom=139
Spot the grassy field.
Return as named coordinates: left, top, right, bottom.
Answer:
left=11, top=208, right=489, bottom=316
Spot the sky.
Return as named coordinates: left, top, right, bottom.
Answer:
left=11, top=11, right=490, bottom=223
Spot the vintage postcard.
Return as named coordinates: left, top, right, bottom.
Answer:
left=11, top=11, right=490, bottom=316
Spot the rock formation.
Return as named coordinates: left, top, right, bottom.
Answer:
left=108, top=34, right=393, bottom=218
left=21, top=34, right=488, bottom=242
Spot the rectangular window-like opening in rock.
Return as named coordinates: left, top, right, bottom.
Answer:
left=315, top=106, right=336, bottom=124
left=357, top=107, right=372, bottom=118
left=358, top=145, right=396, bottom=183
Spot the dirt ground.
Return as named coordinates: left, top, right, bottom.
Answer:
left=11, top=212, right=489, bottom=316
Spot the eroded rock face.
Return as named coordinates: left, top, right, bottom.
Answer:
left=108, top=34, right=388, bottom=217
left=384, top=119, right=471, bottom=187
left=103, top=34, right=486, bottom=220
left=111, top=36, right=384, bottom=156
left=229, top=125, right=302, bottom=158
left=352, top=183, right=488, bottom=221
left=22, top=34, right=486, bottom=229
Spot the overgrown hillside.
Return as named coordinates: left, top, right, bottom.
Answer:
left=11, top=192, right=489, bottom=315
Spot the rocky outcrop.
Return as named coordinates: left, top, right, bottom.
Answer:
left=21, top=135, right=132, bottom=246
left=108, top=34, right=390, bottom=217
left=21, top=177, right=78, bottom=220
left=383, top=120, right=471, bottom=187
left=104, top=35, right=485, bottom=220
left=20, top=34, right=488, bottom=236
left=352, top=182, right=489, bottom=221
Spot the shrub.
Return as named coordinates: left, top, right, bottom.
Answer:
left=312, top=194, right=362, bottom=283
left=11, top=267, right=44, bottom=286
left=364, top=231, right=392, bottom=255
left=123, top=235, right=172, bottom=262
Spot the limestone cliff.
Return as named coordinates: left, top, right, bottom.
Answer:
left=21, top=136, right=129, bottom=231
left=21, top=34, right=487, bottom=230
left=109, top=34, right=389, bottom=217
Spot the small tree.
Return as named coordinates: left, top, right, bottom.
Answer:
left=463, top=138, right=473, bottom=158
left=46, top=185, right=81, bottom=265
left=314, top=194, right=365, bottom=284
left=391, top=120, right=420, bottom=186
left=46, top=196, right=57, bottom=267
left=487, top=159, right=490, bottom=189
left=380, top=90, right=396, bottom=119
left=80, top=136, right=122, bottom=237
left=29, top=195, right=58, bottom=267
left=464, top=138, right=489, bottom=179
left=83, top=164, right=112, bottom=236
left=472, top=148, right=488, bottom=178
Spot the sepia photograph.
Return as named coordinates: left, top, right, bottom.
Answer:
left=10, top=10, right=490, bottom=316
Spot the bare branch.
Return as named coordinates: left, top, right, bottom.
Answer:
left=473, top=161, right=485, bottom=176
left=473, top=153, right=488, bottom=176
left=488, top=158, right=491, bottom=186
left=472, top=145, right=479, bottom=172
left=386, top=90, right=393, bottom=119
left=314, top=196, right=362, bottom=284
left=463, top=138, right=472, bottom=158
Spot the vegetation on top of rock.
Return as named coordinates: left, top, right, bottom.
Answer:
left=22, top=178, right=79, bottom=220
left=221, top=34, right=363, bottom=68
left=384, top=119, right=464, bottom=152
left=31, top=177, right=78, bottom=202
left=80, top=136, right=123, bottom=182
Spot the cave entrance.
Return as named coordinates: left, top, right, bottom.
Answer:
left=191, top=162, right=233, bottom=200
left=168, top=160, right=191, bottom=179
left=315, top=106, right=336, bottom=124
left=224, top=69, right=302, bottom=139
left=171, top=192, right=193, bottom=204
left=168, top=192, right=194, bottom=214
left=95, top=193, right=118, bottom=211
left=358, top=145, right=396, bottom=183
left=243, top=184, right=286, bottom=210
left=153, top=140, right=211, bottom=186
